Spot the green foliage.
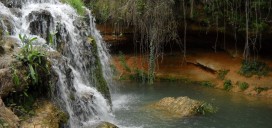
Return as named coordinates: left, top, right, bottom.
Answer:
left=110, top=64, right=118, bottom=76
left=239, top=60, right=269, bottom=77
left=6, top=34, right=51, bottom=118
left=0, top=118, right=9, bottom=128
left=15, top=34, right=48, bottom=85
left=129, top=68, right=148, bottom=82
left=238, top=82, right=249, bottom=91
left=196, top=102, right=218, bottom=115
left=89, top=0, right=111, bottom=23
left=217, top=69, right=230, bottom=80
left=63, top=0, right=85, bottom=15
left=254, top=87, right=269, bottom=94
left=201, top=81, right=214, bottom=87
left=12, top=68, right=20, bottom=87
left=49, top=31, right=57, bottom=46
left=224, top=79, right=232, bottom=91
left=136, top=0, right=146, bottom=15
left=4, top=90, right=36, bottom=118
left=91, top=38, right=111, bottom=103
left=252, top=21, right=269, bottom=31
left=118, top=51, right=131, bottom=72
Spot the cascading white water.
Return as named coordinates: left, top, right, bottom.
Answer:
left=0, top=0, right=115, bottom=127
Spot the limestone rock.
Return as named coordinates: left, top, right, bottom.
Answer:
left=149, top=96, right=217, bottom=118
left=151, top=97, right=201, bottom=117
left=0, top=98, right=19, bottom=128
left=95, top=122, right=118, bottom=128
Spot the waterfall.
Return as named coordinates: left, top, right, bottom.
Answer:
left=0, top=0, right=114, bottom=127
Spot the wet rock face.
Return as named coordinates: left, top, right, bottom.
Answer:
left=150, top=96, right=202, bottom=117
left=28, top=10, right=54, bottom=43
left=0, top=0, right=23, bottom=8
left=0, top=98, right=19, bottom=128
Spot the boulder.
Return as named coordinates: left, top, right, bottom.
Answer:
left=149, top=96, right=217, bottom=118
left=0, top=98, right=19, bottom=128
left=95, top=122, right=118, bottom=128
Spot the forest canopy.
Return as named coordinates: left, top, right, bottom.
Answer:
left=87, top=0, right=272, bottom=83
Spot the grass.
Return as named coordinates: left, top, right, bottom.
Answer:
left=224, top=80, right=232, bottom=91
left=239, top=60, right=270, bottom=77
left=62, top=0, right=85, bottom=15
left=238, top=82, right=249, bottom=91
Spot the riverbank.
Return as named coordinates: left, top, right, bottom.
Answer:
left=110, top=49, right=272, bottom=98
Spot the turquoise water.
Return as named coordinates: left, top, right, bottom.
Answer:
left=111, top=82, right=272, bottom=128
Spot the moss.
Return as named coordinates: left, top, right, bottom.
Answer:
left=51, top=106, right=69, bottom=126
left=90, top=37, right=111, bottom=103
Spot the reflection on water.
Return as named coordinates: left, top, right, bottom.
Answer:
left=112, top=82, right=272, bottom=128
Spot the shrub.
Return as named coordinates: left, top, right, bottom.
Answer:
left=217, top=69, right=230, bottom=80
left=129, top=68, right=148, bottom=82
left=201, top=81, right=214, bottom=87
left=224, top=80, right=232, bottom=91
left=239, top=82, right=249, bottom=91
left=118, top=51, right=131, bottom=72
left=239, top=60, right=269, bottom=77
left=254, top=87, right=269, bottom=94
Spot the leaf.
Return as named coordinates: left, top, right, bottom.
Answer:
left=23, top=91, right=29, bottom=97
left=12, top=70, right=20, bottom=86
left=49, top=31, right=57, bottom=46
left=19, top=34, right=23, bottom=40
left=28, top=64, right=37, bottom=84
left=29, top=37, right=38, bottom=43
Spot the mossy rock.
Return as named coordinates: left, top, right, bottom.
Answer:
left=88, top=37, right=111, bottom=104
left=149, top=96, right=217, bottom=118
left=96, top=122, right=118, bottom=128
left=20, top=100, right=69, bottom=128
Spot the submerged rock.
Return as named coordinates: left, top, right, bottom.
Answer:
left=95, top=121, right=118, bottom=128
left=149, top=96, right=217, bottom=118
left=0, top=98, right=19, bottom=128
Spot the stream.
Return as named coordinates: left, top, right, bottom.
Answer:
left=111, top=82, right=272, bottom=128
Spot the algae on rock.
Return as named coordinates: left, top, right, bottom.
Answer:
left=88, top=37, right=111, bottom=104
